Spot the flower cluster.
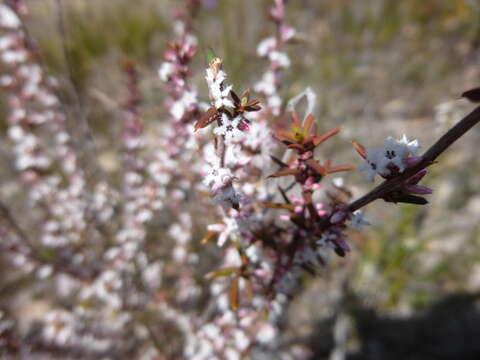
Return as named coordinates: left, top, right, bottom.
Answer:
left=254, top=0, right=297, bottom=116
left=357, top=135, right=420, bottom=181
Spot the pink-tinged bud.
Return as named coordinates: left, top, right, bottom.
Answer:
left=405, top=184, right=433, bottom=195
left=184, top=45, right=196, bottom=59
left=238, top=120, right=250, bottom=132
left=280, top=24, right=295, bottom=42
left=315, top=203, right=326, bottom=216
left=317, top=209, right=327, bottom=216
left=164, top=49, right=176, bottom=62
left=405, top=156, right=423, bottom=168
left=304, top=176, right=315, bottom=186
left=294, top=206, right=303, bottom=214
left=408, top=169, right=428, bottom=184
left=270, top=1, right=285, bottom=22
left=330, top=211, right=347, bottom=224
left=300, top=151, right=313, bottom=160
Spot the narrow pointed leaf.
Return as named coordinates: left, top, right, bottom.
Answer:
left=241, top=89, right=251, bottom=101
left=305, top=159, right=327, bottom=176
left=229, top=277, right=239, bottom=312
left=390, top=194, right=428, bottom=205
left=302, top=114, right=315, bottom=135
left=230, top=90, right=240, bottom=105
left=352, top=141, right=367, bottom=159
left=312, top=127, right=341, bottom=146
left=287, top=144, right=305, bottom=151
left=194, top=107, right=219, bottom=131
left=274, top=129, right=296, bottom=142
left=270, top=155, right=288, bottom=168
left=291, top=111, right=302, bottom=128
left=462, top=87, right=480, bottom=102
left=261, top=202, right=295, bottom=211
left=205, top=267, right=237, bottom=280
left=327, top=163, right=356, bottom=173
left=268, top=168, right=301, bottom=178
left=277, top=186, right=291, bottom=204
left=246, top=99, right=260, bottom=107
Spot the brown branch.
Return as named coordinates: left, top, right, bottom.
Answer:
left=347, top=105, right=480, bottom=213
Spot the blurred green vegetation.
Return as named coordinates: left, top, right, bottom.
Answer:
left=18, top=0, right=480, bottom=323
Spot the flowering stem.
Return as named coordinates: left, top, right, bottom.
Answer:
left=347, top=105, right=480, bottom=213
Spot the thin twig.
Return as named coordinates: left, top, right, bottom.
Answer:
left=347, top=105, right=480, bottom=213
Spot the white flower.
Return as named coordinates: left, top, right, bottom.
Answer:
left=224, top=144, right=250, bottom=167
left=396, top=134, right=419, bottom=155
left=256, top=324, right=276, bottom=344
left=384, top=135, right=418, bottom=172
left=205, top=68, right=234, bottom=109
left=170, top=90, right=197, bottom=120
left=358, top=147, right=388, bottom=182
left=269, top=50, right=291, bottom=68
left=359, top=135, right=420, bottom=181
left=0, top=5, right=21, bottom=29
left=208, top=217, right=239, bottom=246
left=43, top=310, right=75, bottom=345
left=213, top=114, right=244, bottom=143
left=332, top=177, right=344, bottom=187
left=350, top=210, right=370, bottom=231
left=203, top=164, right=233, bottom=191
left=158, top=62, right=175, bottom=82
left=212, top=184, right=241, bottom=210
left=257, top=37, right=276, bottom=57
left=254, top=70, right=276, bottom=96
left=242, top=121, right=270, bottom=150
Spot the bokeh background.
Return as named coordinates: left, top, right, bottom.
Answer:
left=2, top=0, right=480, bottom=359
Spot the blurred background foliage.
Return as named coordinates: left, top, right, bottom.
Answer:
left=3, top=0, right=480, bottom=358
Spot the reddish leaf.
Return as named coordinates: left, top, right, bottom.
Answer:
left=291, top=111, right=302, bottom=128
left=302, top=114, right=315, bottom=135
left=246, top=99, right=260, bottom=106
left=245, top=104, right=261, bottom=112
left=268, top=168, right=301, bottom=178
left=305, top=159, right=327, bottom=176
left=327, top=163, right=356, bottom=173
left=274, top=129, right=296, bottom=142
left=312, top=127, right=341, bottom=146
left=352, top=141, right=367, bottom=159
left=287, top=143, right=305, bottom=151
left=194, top=107, right=219, bottom=131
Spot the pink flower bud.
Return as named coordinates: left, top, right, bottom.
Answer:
left=408, top=169, right=428, bottom=184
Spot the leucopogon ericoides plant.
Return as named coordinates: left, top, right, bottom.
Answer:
left=1, top=0, right=480, bottom=359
